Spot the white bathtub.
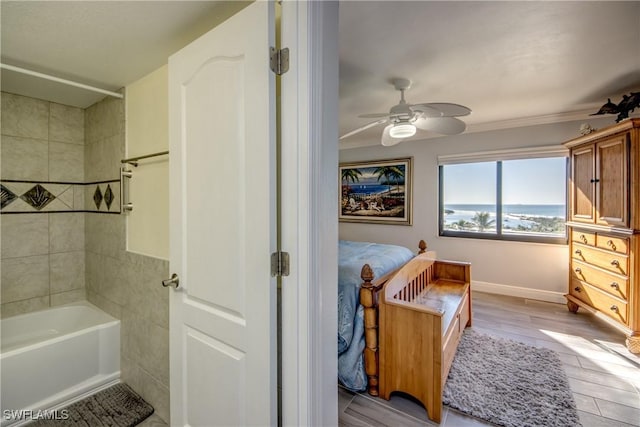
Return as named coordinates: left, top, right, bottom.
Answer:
left=0, top=302, right=120, bottom=426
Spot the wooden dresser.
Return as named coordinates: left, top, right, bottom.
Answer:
left=564, top=118, right=640, bottom=353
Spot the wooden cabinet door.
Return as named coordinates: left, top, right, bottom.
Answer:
left=596, top=134, right=628, bottom=227
left=571, top=144, right=596, bottom=223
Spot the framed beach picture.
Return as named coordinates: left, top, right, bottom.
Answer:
left=339, top=157, right=412, bottom=225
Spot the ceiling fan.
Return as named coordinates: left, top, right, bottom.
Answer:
left=340, top=78, right=471, bottom=146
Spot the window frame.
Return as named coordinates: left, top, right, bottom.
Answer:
left=438, top=148, right=569, bottom=245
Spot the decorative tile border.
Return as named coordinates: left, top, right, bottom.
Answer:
left=86, top=182, right=121, bottom=213
left=0, top=179, right=120, bottom=214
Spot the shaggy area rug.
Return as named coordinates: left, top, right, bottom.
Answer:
left=443, top=329, right=582, bottom=427
left=31, top=383, right=153, bottom=427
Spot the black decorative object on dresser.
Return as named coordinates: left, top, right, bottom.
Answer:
left=565, top=118, right=640, bottom=353
left=591, top=92, right=640, bottom=123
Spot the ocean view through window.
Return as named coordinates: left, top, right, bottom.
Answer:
left=439, top=156, right=567, bottom=243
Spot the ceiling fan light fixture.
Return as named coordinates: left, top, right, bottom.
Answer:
left=389, top=123, right=416, bottom=138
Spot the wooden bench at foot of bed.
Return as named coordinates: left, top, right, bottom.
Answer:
left=360, top=254, right=472, bottom=424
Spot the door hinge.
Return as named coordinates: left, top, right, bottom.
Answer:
left=270, top=47, right=289, bottom=75
left=271, top=251, right=290, bottom=277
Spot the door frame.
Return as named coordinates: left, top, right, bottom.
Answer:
left=280, top=1, right=339, bottom=425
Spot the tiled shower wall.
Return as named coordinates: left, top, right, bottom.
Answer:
left=1, top=93, right=86, bottom=316
left=84, top=95, right=170, bottom=422
left=1, top=92, right=170, bottom=423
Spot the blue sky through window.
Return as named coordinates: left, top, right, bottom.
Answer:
left=443, top=158, right=566, bottom=205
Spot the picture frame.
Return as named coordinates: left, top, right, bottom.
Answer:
left=339, top=157, right=412, bottom=225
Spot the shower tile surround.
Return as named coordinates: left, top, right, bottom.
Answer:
left=1, top=92, right=170, bottom=423
left=1, top=93, right=87, bottom=315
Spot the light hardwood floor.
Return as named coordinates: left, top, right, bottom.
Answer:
left=339, top=291, right=640, bottom=427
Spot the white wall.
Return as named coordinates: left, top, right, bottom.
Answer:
left=125, top=65, right=169, bottom=259
left=339, top=117, right=615, bottom=302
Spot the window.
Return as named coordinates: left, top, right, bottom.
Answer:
left=439, top=148, right=567, bottom=243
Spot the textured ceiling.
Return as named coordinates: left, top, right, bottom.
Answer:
left=339, top=1, right=640, bottom=148
left=0, top=1, right=250, bottom=107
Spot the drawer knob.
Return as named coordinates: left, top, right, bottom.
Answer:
left=610, top=282, right=620, bottom=290
left=607, top=240, right=616, bottom=250
left=611, top=260, right=620, bottom=267
left=580, top=234, right=587, bottom=243
left=574, top=286, right=581, bottom=292
left=610, top=305, right=618, bottom=312
left=574, top=267, right=582, bottom=274
left=574, top=249, right=582, bottom=255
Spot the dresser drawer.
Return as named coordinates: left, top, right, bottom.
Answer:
left=570, top=260, right=629, bottom=300
left=571, top=280, right=628, bottom=325
left=572, top=244, right=629, bottom=276
left=595, top=234, right=629, bottom=254
left=572, top=230, right=595, bottom=246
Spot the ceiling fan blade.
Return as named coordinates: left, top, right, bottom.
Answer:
left=381, top=124, right=405, bottom=146
left=358, top=113, right=391, bottom=119
left=340, top=118, right=388, bottom=140
left=419, top=103, right=471, bottom=117
left=412, top=116, right=466, bottom=135
left=408, top=104, right=443, bottom=118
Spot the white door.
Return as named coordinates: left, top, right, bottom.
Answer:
left=168, top=2, right=276, bottom=426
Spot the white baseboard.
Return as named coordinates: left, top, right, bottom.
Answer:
left=472, top=280, right=566, bottom=304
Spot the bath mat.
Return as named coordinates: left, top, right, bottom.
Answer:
left=443, top=329, right=581, bottom=427
left=30, top=383, right=154, bottom=427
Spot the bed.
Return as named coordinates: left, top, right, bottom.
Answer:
left=337, top=240, right=424, bottom=391
left=338, top=239, right=472, bottom=423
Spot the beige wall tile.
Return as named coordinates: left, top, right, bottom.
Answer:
left=85, top=95, right=124, bottom=143
left=99, top=255, right=130, bottom=306
left=120, top=355, right=144, bottom=398
left=51, top=288, right=86, bottom=306
left=1, top=295, right=49, bottom=318
left=49, top=102, right=84, bottom=144
left=1, top=182, right=33, bottom=198
left=146, top=321, right=169, bottom=386
left=1, top=255, right=49, bottom=303
left=49, top=213, right=84, bottom=253
left=85, top=251, right=104, bottom=295
left=85, top=213, right=124, bottom=258
left=50, top=251, right=85, bottom=293
left=121, top=310, right=169, bottom=387
left=53, top=186, right=74, bottom=209
left=85, top=134, right=124, bottom=182
left=1, top=214, right=49, bottom=259
left=139, top=371, right=170, bottom=423
left=126, top=270, right=169, bottom=329
left=87, top=289, right=122, bottom=320
left=84, top=102, right=100, bottom=144
left=120, top=356, right=170, bottom=423
left=41, top=198, right=72, bottom=212
left=50, top=141, right=84, bottom=182
left=121, top=310, right=149, bottom=363
left=73, top=185, right=85, bottom=210
left=1, top=92, right=49, bottom=139
left=1, top=198, right=36, bottom=213
left=1, top=135, right=48, bottom=181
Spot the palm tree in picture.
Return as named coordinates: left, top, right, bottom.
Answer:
left=373, top=166, right=404, bottom=194
left=471, top=211, right=495, bottom=231
left=341, top=168, right=363, bottom=186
